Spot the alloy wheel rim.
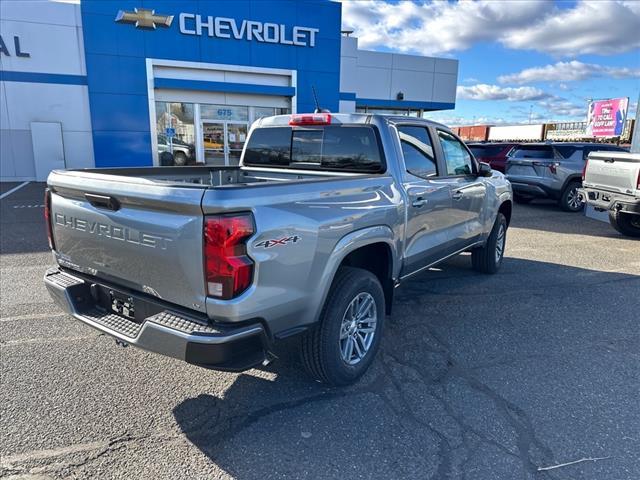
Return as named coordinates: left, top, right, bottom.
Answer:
left=339, top=292, right=377, bottom=365
left=567, top=188, right=583, bottom=210
left=495, top=223, right=506, bottom=263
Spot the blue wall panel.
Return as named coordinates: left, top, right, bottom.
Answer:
left=81, top=0, right=342, bottom=167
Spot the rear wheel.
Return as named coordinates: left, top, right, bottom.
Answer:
left=608, top=211, right=640, bottom=238
left=300, top=267, right=385, bottom=386
left=472, top=213, right=507, bottom=274
left=559, top=181, right=584, bottom=212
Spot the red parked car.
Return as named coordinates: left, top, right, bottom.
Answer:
left=468, top=143, right=517, bottom=173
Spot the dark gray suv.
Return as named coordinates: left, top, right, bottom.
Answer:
left=506, top=143, right=627, bottom=211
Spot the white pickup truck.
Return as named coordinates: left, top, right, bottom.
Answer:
left=580, top=151, right=640, bottom=237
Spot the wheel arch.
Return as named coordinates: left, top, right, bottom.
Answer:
left=314, top=226, right=398, bottom=322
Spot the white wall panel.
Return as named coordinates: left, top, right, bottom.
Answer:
left=32, top=122, right=65, bottom=181
left=0, top=130, right=16, bottom=178
left=390, top=70, right=434, bottom=102
left=3, top=83, right=92, bottom=132
left=10, top=129, right=36, bottom=179
left=338, top=100, right=356, bottom=113
left=432, top=73, right=457, bottom=103
left=340, top=37, right=358, bottom=58
left=392, top=54, right=435, bottom=72
left=357, top=50, right=393, bottom=69
left=0, top=0, right=78, bottom=27
left=434, top=58, right=458, bottom=75
left=0, top=20, right=85, bottom=75
left=355, top=66, right=392, bottom=98
left=339, top=56, right=357, bottom=93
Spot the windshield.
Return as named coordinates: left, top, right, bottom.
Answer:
left=243, top=125, right=385, bottom=173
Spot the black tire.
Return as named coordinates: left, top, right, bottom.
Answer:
left=608, top=210, right=640, bottom=238
left=472, top=213, right=507, bottom=274
left=159, top=151, right=174, bottom=166
left=513, top=194, right=533, bottom=205
left=300, top=267, right=385, bottom=386
left=173, top=151, right=188, bottom=166
left=559, top=181, right=584, bottom=212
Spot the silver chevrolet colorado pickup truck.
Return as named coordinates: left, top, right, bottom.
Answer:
left=44, top=113, right=512, bottom=385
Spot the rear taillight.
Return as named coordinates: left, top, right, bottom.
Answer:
left=44, top=188, right=55, bottom=250
left=582, top=159, right=589, bottom=182
left=204, top=214, right=254, bottom=300
left=289, top=113, right=331, bottom=125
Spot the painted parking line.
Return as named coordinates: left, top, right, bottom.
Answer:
left=12, top=204, right=45, bottom=209
left=0, top=181, right=30, bottom=200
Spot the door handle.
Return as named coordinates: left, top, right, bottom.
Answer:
left=452, top=191, right=464, bottom=201
left=412, top=197, right=427, bottom=208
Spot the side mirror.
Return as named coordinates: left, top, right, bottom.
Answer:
left=478, top=162, right=492, bottom=177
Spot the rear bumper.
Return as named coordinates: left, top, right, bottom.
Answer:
left=579, top=188, right=640, bottom=215
left=44, top=267, right=270, bottom=371
left=508, top=180, right=559, bottom=199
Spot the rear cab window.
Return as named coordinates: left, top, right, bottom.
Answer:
left=243, top=125, right=385, bottom=173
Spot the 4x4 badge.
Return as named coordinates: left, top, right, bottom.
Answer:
left=255, top=235, right=300, bottom=249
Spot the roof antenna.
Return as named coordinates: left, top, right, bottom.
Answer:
left=312, top=86, right=330, bottom=114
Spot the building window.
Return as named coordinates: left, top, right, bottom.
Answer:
left=155, top=102, right=195, bottom=166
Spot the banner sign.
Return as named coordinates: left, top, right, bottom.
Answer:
left=586, top=97, right=629, bottom=137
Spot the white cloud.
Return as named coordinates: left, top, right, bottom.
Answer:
left=505, top=1, right=640, bottom=56
left=340, top=0, right=640, bottom=57
left=456, top=84, right=551, bottom=101
left=499, top=61, right=640, bottom=84
left=538, top=99, right=586, bottom=118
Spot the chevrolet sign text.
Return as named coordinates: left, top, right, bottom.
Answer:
left=179, top=14, right=319, bottom=47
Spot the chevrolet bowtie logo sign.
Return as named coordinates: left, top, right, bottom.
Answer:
left=115, top=8, right=173, bottom=29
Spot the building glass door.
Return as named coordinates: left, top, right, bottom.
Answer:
left=202, top=122, right=226, bottom=165
left=201, top=121, right=248, bottom=166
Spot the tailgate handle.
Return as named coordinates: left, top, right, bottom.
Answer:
left=85, top=193, right=120, bottom=211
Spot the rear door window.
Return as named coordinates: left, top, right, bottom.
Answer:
left=398, top=126, right=437, bottom=177
left=244, top=126, right=384, bottom=173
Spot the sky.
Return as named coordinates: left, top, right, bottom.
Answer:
left=340, top=0, right=640, bottom=126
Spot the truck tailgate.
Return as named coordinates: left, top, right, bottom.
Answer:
left=585, top=151, right=640, bottom=195
left=48, top=171, right=208, bottom=313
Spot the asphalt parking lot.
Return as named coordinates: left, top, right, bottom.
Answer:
left=1, top=182, right=639, bottom=480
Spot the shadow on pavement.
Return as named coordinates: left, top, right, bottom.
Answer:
left=510, top=202, right=626, bottom=239
left=172, top=256, right=640, bottom=480
left=0, top=182, right=50, bottom=255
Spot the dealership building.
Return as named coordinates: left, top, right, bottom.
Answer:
left=0, top=0, right=458, bottom=181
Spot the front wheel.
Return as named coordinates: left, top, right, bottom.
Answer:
left=301, top=267, right=385, bottom=386
left=472, top=213, right=507, bottom=274
left=559, top=181, right=584, bottom=212
left=609, top=210, right=640, bottom=238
